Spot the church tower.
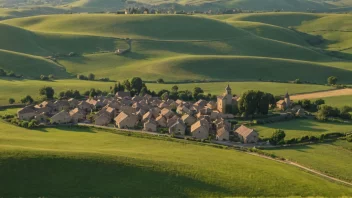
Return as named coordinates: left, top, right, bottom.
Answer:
left=284, top=92, right=291, bottom=109
left=226, top=84, right=232, bottom=95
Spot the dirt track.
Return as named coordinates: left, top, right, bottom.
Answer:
left=291, top=88, right=352, bottom=100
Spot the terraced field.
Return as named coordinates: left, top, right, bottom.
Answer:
left=0, top=121, right=351, bottom=197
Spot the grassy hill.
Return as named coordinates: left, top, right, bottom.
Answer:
left=267, top=140, right=352, bottom=182
left=0, top=121, right=351, bottom=197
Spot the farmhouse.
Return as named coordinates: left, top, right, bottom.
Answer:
left=34, top=101, right=53, bottom=113
left=234, top=125, right=259, bottom=143
left=69, top=108, right=86, bottom=123
left=182, top=114, right=197, bottom=126
left=95, top=113, right=111, bottom=126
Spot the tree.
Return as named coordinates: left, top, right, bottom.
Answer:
left=73, top=90, right=81, bottom=99
left=88, top=73, right=95, bottom=81
left=130, top=77, right=143, bottom=93
left=0, top=69, right=6, bottom=76
left=8, top=98, right=15, bottom=104
left=269, top=129, right=286, bottom=145
left=48, top=74, right=54, bottom=79
left=327, top=76, right=338, bottom=85
left=77, top=74, right=87, bottom=80
left=89, top=89, right=97, bottom=98
left=314, top=99, right=325, bottom=106
left=316, top=105, right=340, bottom=121
left=39, top=87, right=55, bottom=99
left=161, top=92, right=169, bottom=100
left=21, top=95, right=34, bottom=104
left=40, top=75, right=49, bottom=81
left=123, top=80, right=131, bottom=91
left=294, top=79, right=302, bottom=84
left=193, top=87, right=204, bottom=98
left=156, top=78, right=165, bottom=83
left=172, top=85, right=179, bottom=92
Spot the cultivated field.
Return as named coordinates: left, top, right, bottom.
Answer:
left=0, top=121, right=351, bottom=197
left=291, top=88, right=352, bottom=100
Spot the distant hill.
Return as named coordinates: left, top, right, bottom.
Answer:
left=0, top=0, right=352, bottom=12
left=1, top=13, right=351, bottom=83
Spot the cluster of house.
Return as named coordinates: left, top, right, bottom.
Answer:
left=276, top=92, right=306, bottom=117
left=17, top=85, right=259, bottom=143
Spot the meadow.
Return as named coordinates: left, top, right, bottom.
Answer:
left=0, top=79, right=335, bottom=105
left=0, top=120, right=351, bottom=197
left=267, top=140, right=352, bottom=182
left=253, top=119, right=352, bottom=139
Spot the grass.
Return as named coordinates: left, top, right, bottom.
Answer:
left=266, top=140, right=352, bottom=182
left=253, top=119, right=352, bottom=140
left=321, top=95, right=352, bottom=107
left=0, top=121, right=351, bottom=196
left=1, top=13, right=352, bottom=83
left=0, top=79, right=334, bottom=105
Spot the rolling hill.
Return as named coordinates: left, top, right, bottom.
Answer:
left=0, top=121, right=351, bottom=197
left=1, top=13, right=351, bottom=83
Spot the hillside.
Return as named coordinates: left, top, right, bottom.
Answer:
left=2, top=14, right=352, bottom=83
left=0, top=121, right=351, bottom=197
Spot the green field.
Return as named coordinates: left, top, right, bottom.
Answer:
left=267, top=140, right=352, bottom=182
left=0, top=13, right=351, bottom=83
left=0, top=120, right=351, bottom=197
left=253, top=119, right=352, bottom=139
left=0, top=79, right=335, bottom=105
left=322, top=95, right=352, bottom=107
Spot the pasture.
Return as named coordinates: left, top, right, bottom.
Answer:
left=0, top=121, right=351, bottom=197
left=253, top=119, right=352, bottom=140
left=0, top=79, right=334, bottom=105
left=267, top=140, right=352, bottom=182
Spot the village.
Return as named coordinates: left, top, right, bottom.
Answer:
left=16, top=84, right=302, bottom=144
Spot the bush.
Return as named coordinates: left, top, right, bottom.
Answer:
left=347, top=134, right=352, bottom=142
left=156, top=78, right=165, bottom=84
left=8, top=98, right=15, bottom=104
left=269, top=129, right=286, bottom=145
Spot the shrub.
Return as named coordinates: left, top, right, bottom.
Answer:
left=347, top=134, right=352, bottom=142
left=8, top=98, right=15, bottom=104
left=156, top=78, right=165, bottom=83
left=269, top=129, right=286, bottom=145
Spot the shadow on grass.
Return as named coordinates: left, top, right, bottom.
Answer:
left=33, top=126, right=96, bottom=133
left=0, top=153, right=230, bottom=197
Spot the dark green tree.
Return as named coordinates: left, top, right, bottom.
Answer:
left=172, top=85, right=179, bottom=92
left=39, top=87, right=55, bottom=99
left=130, top=77, right=143, bottom=93
left=269, top=129, right=286, bottom=145
left=21, top=95, right=34, bottom=104
left=88, top=73, right=95, bottom=81
left=327, top=76, right=338, bottom=85
left=0, top=69, right=6, bottom=76
left=123, top=79, right=132, bottom=91
left=8, top=98, right=15, bottom=104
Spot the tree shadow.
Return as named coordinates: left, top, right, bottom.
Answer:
left=0, top=154, right=231, bottom=197
left=32, top=126, right=96, bottom=133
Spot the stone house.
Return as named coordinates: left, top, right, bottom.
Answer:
left=54, top=100, right=70, bottom=112
left=143, top=119, right=157, bottom=132
left=34, top=101, right=53, bottom=114
left=181, top=114, right=197, bottom=126
left=216, top=127, right=229, bottom=141
left=95, top=113, right=111, bottom=126
left=51, top=111, right=71, bottom=124
left=155, top=115, right=167, bottom=127
left=17, top=107, right=36, bottom=121
left=35, top=112, right=49, bottom=123
left=68, top=98, right=79, bottom=109
left=169, top=119, right=186, bottom=136
left=114, top=112, right=138, bottom=129
left=234, top=125, right=259, bottom=143
left=167, top=115, right=179, bottom=127
left=69, top=108, right=86, bottom=123
left=78, top=101, right=93, bottom=112
left=142, top=111, right=153, bottom=123
left=207, top=101, right=217, bottom=110
left=191, top=119, right=209, bottom=139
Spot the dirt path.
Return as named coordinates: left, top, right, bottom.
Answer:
left=291, top=88, right=352, bottom=100
left=247, top=152, right=352, bottom=187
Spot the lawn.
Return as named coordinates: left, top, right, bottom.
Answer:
left=0, top=121, right=351, bottom=197
left=266, top=140, right=352, bottom=182
left=0, top=79, right=334, bottom=105
left=253, top=119, right=352, bottom=140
